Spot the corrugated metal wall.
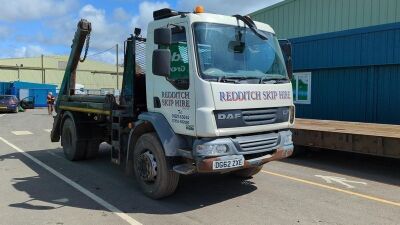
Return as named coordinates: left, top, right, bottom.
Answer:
left=251, top=0, right=400, bottom=38
left=291, top=23, right=400, bottom=124
left=292, top=23, right=400, bottom=70
left=0, top=69, right=122, bottom=90
left=0, top=56, right=122, bottom=89
left=0, top=82, right=12, bottom=95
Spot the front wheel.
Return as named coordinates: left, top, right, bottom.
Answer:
left=232, top=166, right=263, bottom=178
left=133, top=133, right=179, bottom=199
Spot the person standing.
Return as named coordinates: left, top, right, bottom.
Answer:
left=47, top=92, right=55, bottom=115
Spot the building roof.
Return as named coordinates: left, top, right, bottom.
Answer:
left=0, top=55, right=123, bottom=72
left=250, top=0, right=400, bottom=38
left=0, top=56, right=124, bottom=89
left=0, top=55, right=121, bottom=73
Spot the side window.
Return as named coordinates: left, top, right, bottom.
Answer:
left=168, top=26, right=189, bottom=89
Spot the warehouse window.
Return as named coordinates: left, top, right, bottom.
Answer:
left=292, top=72, right=312, bottom=104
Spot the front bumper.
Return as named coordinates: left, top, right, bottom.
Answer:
left=193, top=130, right=293, bottom=173
left=0, top=104, right=17, bottom=112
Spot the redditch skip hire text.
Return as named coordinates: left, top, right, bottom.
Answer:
left=219, top=91, right=291, bottom=102
left=161, top=91, right=190, bottom=108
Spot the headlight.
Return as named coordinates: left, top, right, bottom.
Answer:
left=196, top=144, right=228, bottom=156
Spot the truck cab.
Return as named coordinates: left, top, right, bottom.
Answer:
left=145, top=9, right=294, bottom=171
left=51, top=7, right=294, bottom=199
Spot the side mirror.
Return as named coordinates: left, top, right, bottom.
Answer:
left=279, top=39, right=293, bottom=80
left=154, top=27, right=172, bottom=45
left=152, top=49, right=171, bottom=76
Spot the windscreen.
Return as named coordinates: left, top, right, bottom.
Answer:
left=0, top=96, right=16, bottom=103
left=194, top=23, right=287, bottom=80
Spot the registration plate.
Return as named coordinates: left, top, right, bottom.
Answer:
left=213, top=158, right=244, bottom=170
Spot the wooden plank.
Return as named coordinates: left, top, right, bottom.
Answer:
left=292, top=118, right=400, bottom=158
left=293, top=118, right=400, bottom=139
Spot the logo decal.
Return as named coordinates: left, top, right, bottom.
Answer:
left=217, top=113, right=241, bottom=120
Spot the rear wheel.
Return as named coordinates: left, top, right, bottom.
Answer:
left=61, top=118, right=86, bottom=161
left=232, top=166, right=263, bottom=178
left=133, top=133, right=179, bottom=199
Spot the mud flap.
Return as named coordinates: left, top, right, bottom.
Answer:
left=50, top=114, right=62, bottom=142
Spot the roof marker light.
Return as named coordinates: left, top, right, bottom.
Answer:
left=194, top=5, right=205, bottom=13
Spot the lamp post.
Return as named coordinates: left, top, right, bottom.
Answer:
left=16, top=64, right=20, bottom=81
left=116, top=44, right=119, bottom=90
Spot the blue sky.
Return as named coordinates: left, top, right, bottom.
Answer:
left=0, top=0, right=282, bottom=63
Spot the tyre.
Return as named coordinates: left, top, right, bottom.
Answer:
left=232, top=165, right=263, bottom=178
left=133, top=132, right=179, bottom=199
left=61, top=118, right=86, bottom=161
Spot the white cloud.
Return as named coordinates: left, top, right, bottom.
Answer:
left=177, top=0, right=283, bottom=15
left=28, top=4, right=129, bottom=64
left=13, top=45, right=49, bottom=58
left=41, top=14, right=80, bottom=46
left=131, top=1, right=170, bottom=34
left=0, top=0, right=76, bottom=21
left=113, top=7, right=131, bottom=21
left=78, top=4, right=127, bottom=50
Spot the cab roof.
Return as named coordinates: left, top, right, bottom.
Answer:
left=152, top=8, right=275, bottom=34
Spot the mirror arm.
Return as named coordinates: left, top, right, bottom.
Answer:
left=232, top=15, right=268, bottom=40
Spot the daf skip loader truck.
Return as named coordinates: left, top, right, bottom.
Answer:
left=51, top=6, right=295, bottom=199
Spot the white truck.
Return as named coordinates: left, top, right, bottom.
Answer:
left=51, top=7, right=295, bottom=199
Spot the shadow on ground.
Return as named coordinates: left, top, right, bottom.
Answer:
left=281, top=148, right=400, bottom=186
left=0, top=147, right=257, bottom=215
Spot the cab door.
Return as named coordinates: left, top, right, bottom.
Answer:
left=152, top=22, right=196, bottom=136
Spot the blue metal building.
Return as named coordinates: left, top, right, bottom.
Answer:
left=291, top=22, right=400, bottom=124
left=1, top=81, right=57, bottom=107
left=0, top=82, right=12, bottom=95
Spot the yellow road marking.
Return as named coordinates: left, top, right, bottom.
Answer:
left=261, top=170, right=400, bottom=207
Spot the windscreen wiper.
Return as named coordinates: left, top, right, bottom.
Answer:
left=218, top=76, right=260, bottom=83
left=260, top=77, right=289, bottom=84
left=232, top=15, right=268, bottom=40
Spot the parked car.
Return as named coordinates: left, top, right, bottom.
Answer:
left=0, top=95, right=19, bottom=113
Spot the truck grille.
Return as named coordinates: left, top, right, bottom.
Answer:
left=234, top=133, right=279, bottom=153
left=214, top=107, right=289, bottom=128
left=242, top=108, right=278, bottom=126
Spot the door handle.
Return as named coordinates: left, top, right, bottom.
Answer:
left=153, top=97, right=161, bottom=108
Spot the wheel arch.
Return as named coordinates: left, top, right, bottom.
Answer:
left=126, top=112, right=190, bottom=166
